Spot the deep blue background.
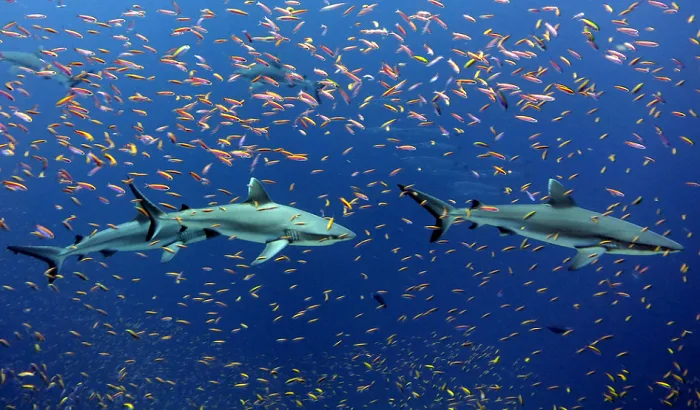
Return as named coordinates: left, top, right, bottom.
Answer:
left=0, top=0, right=698, bottom=408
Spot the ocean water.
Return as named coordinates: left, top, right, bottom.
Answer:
left=0, top=0, right=698, bottom=408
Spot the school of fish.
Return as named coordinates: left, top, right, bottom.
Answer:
left=0, top=0, right=698, bottom=409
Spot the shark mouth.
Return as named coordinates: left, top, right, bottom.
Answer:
left=600, top=238, right=681, bottom=253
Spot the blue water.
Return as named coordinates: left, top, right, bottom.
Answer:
left=0, top=0, right=698, bottom=408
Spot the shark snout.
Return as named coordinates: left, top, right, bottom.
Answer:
left=330, top=223, right=355, bottom=242
left=337, top=227, right=356, bottom=241
left=653, top=233, right=684, bottom=252
left=666, top=239, right=684, bottom=252
left=343, top=229, right=357, bottom=241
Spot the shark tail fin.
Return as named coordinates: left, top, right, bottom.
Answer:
left=7, top=245, right=66, bottom=283
left=66, top=69, right=94, bottom=89
left=128, top=182, right=167, bottom=241
left=397, top=184, right=460, bottom=243
left=314, top=81, right=323, bottom=104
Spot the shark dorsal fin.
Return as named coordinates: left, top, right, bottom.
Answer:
left=547, top=179, right=576, bottom=208
left=269, top=58, right=283, bottom=69
left=133, top=210, right=149, bottom=223
left=245, top=178, right=273, bottom=205
left=129, top=183, right=167, bottom=241
left=180, top=204, right=191, bottom=211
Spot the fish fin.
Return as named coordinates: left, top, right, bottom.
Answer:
left=497, top=226, right=515, bottom=236
left=203, top=228, right=221, bottom=239
left=7, top=245, right=65, bottom=283
left=245, top=178, right=273, bottom=206
left=314, top=81, right=323, bottom=104
left=74, top=234, right=84, bottom=245
left=397, top=184, right=460, bottom=243
left=547, top=179, right=576, bottom=208
left=67, top=69, right=92, bottom=89
left=468, top=222, right=480, bottom=230
left=252, top=239, right=288, bottom=266
left=100, top=249, right=117, bottom=258
left=569, top=246, right=606, bottom=270
left=128, top=182, right=166, bottom=241
left=179, top=204, right=191, bottom=211
left=249, top=81, right=264, bottom=92
left=469, top=200, right=481, bottom=209
left=133, top=211, right=149, bottom=223
left=161, top=242, right=183, bottom=263
left=268, top=58, right=283, bottom=69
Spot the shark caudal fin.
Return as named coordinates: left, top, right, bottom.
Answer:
left=313, top=81, right=323, bottom=104
left=66, top=69, right=93, bottom=89
left=7, top=245, right=66, bottom=283
left=397, top=184, right=461, bottom=243
left=129, top=182, right=167, bottom=241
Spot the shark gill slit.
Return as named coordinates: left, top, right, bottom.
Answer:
left=283, top=229, right=299, bottom=243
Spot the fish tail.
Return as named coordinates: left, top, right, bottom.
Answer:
left=7, top=245, right=66, bottom=283
left=397, top=184, right=461, bottom=243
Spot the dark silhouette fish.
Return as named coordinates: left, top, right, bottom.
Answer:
left=547, top=325, right=572, bottom=335
left=372, top=293, right=387, bottom=309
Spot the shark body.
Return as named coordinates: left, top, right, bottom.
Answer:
left=0, top=50, right=88, bottom=88
left=398, top=179, right=683, bottom=270
left=8, top=178, right=355, bottom=282
left=233, top=59, right=322, bottom=102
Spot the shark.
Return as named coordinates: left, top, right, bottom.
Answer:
left=8, top=178, right=355, bottom=283
left=232, top=59, right=323, bottom=102
left=0, top=50, right=89, bottom=88
left=397, top=179, right=683, bottom=270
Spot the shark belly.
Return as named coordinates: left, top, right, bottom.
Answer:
left=182, top=206, right=288, bottom=245
left=472, top=206, right=604, bottom=250
left=507, top=225, right=597, bottom=249
left=67, top=220, right=174, bottom=257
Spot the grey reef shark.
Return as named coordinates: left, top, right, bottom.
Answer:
left=398, top=178, right=683, bottom=270
left=231, top=57, right=323, bottom=103
left=8, top=178, right=355, bottom=283
left=0, top=49, right=90, bottom=88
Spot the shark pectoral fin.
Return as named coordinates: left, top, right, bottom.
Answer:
left=497, top=226, right=514, bottom=236
left=203, top=228, right=221, bottom=239
left=100, top=249, right=117, bottom=258
left=252, top=239, right=288, bottom=266
left=569, top=246, right=606, bottom=270
left=161, top=241, right=183, bottom=263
